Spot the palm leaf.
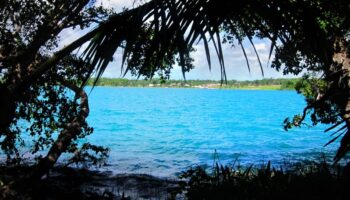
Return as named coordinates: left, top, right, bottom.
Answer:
left=334, top=131, right=350, bottom=163
left=324, top=131, right=345, bottom=147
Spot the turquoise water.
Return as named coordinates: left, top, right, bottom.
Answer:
left=85, top=87, right=337, bottom=177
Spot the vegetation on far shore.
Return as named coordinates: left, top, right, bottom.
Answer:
left=87, top=78, right=300, bottom=90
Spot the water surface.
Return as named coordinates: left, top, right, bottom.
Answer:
left=86, top=87, right=336, bottom=177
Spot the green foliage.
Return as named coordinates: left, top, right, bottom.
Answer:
left=280, top=79, right=300, bottom=90
left=66, top=143, right=109, bottom=168
left=178, top=159, right=350, bottom=200
left=121, top=23, right=195, bottom=80
left=294, top=76, right=328, bottom=99
left=284, top=75, right=344, bottom=159
left=0, top=0, right=112, bottom=168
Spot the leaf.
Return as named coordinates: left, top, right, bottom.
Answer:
left=266, top=34, right=277, bottom=68
left=325, top=121, right=345, bottom=133
left=248, top=36, right=264, bottom=77
left=334, top=131, right=350, bottom=163
left=202, top=33, right=212, bottom=70
left=324, top=131, right=345, bottom=147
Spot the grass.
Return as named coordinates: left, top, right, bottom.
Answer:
left=177, top=158, right=350, bottom=200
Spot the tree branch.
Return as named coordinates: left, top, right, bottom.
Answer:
left=9, top=28, right=98, bottom=92
left=29, top=79, right=89, bottom=180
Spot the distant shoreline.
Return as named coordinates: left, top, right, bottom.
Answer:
left=90, top=84, right=287, bottom=90
left=87, top=78, right=299, bottom=90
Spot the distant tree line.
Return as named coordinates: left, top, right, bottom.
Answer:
left=87, top=78, right=300, bottom=90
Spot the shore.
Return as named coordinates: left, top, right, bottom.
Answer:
left=90, top=84, right=286, bottom=90
left=73, top=172, right=181, bottom=200
left=2, top=161, right=350, bottom=200
left=0, top=166, right=181, bottom=200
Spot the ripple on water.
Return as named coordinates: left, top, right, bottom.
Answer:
left=83, top=88, right=339, bottom=176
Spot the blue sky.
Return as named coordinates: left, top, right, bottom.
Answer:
left=59, top=0, right=300, bottom=81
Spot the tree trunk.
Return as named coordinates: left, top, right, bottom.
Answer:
left=0, top=84, right=16, bottom=131
left=332, top=39, right=350, bottom=123
left=30, top=81, right=89, bottom=180
left=328, top=38, right=350, bottom=162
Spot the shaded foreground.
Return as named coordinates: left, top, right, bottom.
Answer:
left=1, top=161, right=350, bottom=200
left=0, top=166, right=180, bottom=200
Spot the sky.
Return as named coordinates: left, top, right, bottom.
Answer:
left=58, top=0, right=300, bottom=81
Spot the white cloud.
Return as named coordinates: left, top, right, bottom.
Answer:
left=255, top=43, right=267, bottom=51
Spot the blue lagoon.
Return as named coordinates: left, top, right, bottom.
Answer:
left=86, top=87, right=337, bottom=177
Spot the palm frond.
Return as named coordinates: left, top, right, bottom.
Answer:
left=81, top=0, right=245, bottom=83
left=82, top=0, right=317, bottom=82
left=334, top=131, right=350, bottom=163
